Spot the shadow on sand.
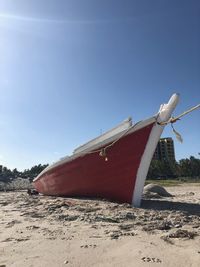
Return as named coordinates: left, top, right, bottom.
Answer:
left=141, top=199, right=200, bottom=216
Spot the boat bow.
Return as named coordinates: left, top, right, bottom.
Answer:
left=132, top=93, right=179, bottom=206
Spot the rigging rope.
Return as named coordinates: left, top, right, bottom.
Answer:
left=79, top=121, right=142, bottom=160
left=158, top=103, right=200, bottom=126
left=80, top=103, right=200, bottom=159
left=158, top=103, right=200, bottom=143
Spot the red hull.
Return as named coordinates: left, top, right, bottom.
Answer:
left=34, top=123, right=154, bottom=204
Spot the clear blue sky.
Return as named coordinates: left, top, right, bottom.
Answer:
left=0, top=0, right=200, bottom=171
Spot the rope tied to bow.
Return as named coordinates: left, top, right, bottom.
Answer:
left=158, top=103, right=200, bottom=143
left=158, top=103, right=200, bottom=126
left=99, top=148, right=108, bottom=161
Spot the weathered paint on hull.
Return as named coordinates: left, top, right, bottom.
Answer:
left=34, top=123, right=154, bottom=204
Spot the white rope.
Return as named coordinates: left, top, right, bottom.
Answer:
left=158, top=103, right=200, bottom=126
left=158, top=103, right=200, bottom=143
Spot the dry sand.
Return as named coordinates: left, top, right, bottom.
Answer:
left=0, top=184, right=200, bottom=267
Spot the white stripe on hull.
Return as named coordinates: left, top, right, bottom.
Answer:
left=132, top=93, right=179, bottom=207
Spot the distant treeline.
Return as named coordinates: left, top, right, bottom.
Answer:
left=147, top=156, right=200, bottom=179
left=0, top=164, right=48, bottom=183
left=0, top=156, right=200, bottom=183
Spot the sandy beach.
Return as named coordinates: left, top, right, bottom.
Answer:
left=0, top=184, right=200, bottom=267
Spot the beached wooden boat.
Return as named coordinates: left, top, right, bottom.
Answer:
left=33, top=94, right=179, bottom=206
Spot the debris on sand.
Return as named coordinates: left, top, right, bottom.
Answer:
left=141, top=257, right=162, bottom=263
left=168, top=229, right=197, bottom=239
left=27, top=189, right=39, bottom=195
left=161, top=229, right=198, bottom=242
left=0, top=185, right=200, bottom=267
left=1, top=190, right=199, bottom=241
